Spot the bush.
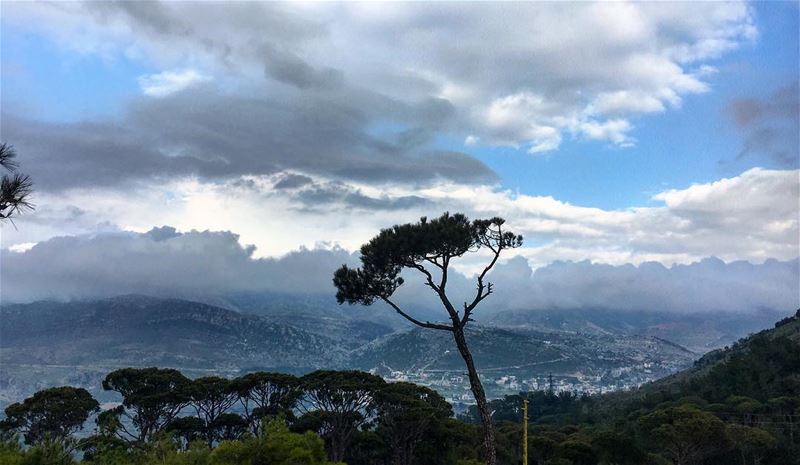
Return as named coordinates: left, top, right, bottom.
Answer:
left=211, top=419, right=336, bottom=465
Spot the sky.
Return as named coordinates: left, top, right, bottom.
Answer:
left=0, top=1, right=798, bottom=313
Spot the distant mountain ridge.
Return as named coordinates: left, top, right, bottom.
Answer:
left=2, top=295, right=694, bottom=372
left=0, top=295, right=347, bottom=369
left=350, top=324, right=695, bottom=377
left=488, top=306, right=787, bottom=352
left=1, top=295, right=787, bottom=408
left=197, top=291, right=399, bottom=349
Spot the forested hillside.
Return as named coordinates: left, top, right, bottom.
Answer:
left=2, top=312, right=798, bottom=465
left=462, top=310, right=800, bottom=464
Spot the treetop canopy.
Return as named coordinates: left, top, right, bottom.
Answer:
left=334, top=212, right=522, bottom=307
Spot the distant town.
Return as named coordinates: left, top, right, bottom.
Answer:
left=372, top=356, right=688, bottom=406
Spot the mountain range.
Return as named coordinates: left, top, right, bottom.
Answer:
left=488, top=307, right=785, bottom=352
left=0, top=294, right=792, bottom=407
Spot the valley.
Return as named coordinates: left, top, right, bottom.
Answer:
left=1, top=294, right=785, bottom=409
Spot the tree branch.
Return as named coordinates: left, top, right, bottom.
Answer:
left=440, top=256, right=450, bottom=292
left=409, top=263, right=439, bottom=292
left=461, top=230, right=504, bottom=327
left=381, top=297, right=452, bottom=331
left=423, top=256, right=444, bottom=270
left=408, top=261, right=461, bottom=324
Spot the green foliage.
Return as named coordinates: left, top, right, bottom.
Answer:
left=102, top=368, right=191, bottom=443
left=639, top=405, right=730, bottom=465
left=555, top=440, right=596, bottom=465
left=211, top=419, right=335, bottom=465
left=0, top=436, right=78, bottom=465
left=188, top=377, right=239, bottom=446
left=333, top=213, right=522, bottom=309
left=591, top=430, right=647, bottom=465
left=462, top=390, right=593, bottom=426
left=1, top=387, right=99, bottom=445
left=727, top=424, right=777, bottom=465
left=702, top=334, right=800, bottom=402
left=0, top=438, right=25, bottom=465
left=166, top=417, right=206, bottom=449
left=230, top=372, right=300, bottom=433
left=374, top=382, right=452, bottom=465
left=0, top=142, right=34, bottom=222
left=298, top=370, right=385, bottom=462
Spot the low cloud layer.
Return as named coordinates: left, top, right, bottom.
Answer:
left=0, top=228, right=357, bottom=303
left=485, top=256, right=798, bottom=315
left=2, top=227, right=797, bottom=317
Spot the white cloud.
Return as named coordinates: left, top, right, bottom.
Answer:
left=654, top=168, right=798, bottom=212
left=7, top=242, right=37, bottom=253
left=591, top=91, right=666, bottom=116
left=579, top=119, right=634, bottom=145
left=3, top=168, right=797, bottom=271
left=138, top=69, right=210, bottom=97
left=2, top=1, right=757, bottom=152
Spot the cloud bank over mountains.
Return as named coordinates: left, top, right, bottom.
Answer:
left=2, top=227, right=797, bottom=317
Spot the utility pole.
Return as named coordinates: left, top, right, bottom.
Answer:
left=522, top=399, right=529, bottom=465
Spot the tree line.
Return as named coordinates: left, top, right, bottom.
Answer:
left=2, top=358, right=800, bottom=465
left=1, top=368, right=455, bottom=465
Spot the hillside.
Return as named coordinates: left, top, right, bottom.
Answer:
left=0, top=295, right=347, bottom=370
left=351, top=324, right=695, bottom=400
left=352, top=325, right=694, bottom=372
left=637, top=309, right=800, bottom=402
left=213, top=291, right=398, bottom=349
left=489, top=307, right=788, bottom=352
left=457, top=311, right=800, bottom=465
left=0, top=295, right=702, bottom=407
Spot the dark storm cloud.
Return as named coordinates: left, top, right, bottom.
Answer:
left=92, top=1, right=193, bottom=37
left=728, top=82, right=799, bottom=168
left=262, top=45, right=345, bottom=90
left=86, top=1, right=325, bottom=56
left=289, top=180, right=432, bottom=212
left=2, top=1, right=756, bottom=189
left=2, top=229, right=798, bottom=317
left=1, top=85, right=496, bottom=191
left=146, top=225, right=181, bottom=242
left=0, top=115, right=206, bottom=190
left=2, top=1, right=497, bottom=192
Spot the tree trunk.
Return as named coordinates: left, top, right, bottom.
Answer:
left=452, top=326, right=497, bottom=465
left=390, top=440, right=412, bottom=465
left=329, top=433, right=346, bottom=463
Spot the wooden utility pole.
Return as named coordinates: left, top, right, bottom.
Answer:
left=522, top=399, right=529, bottom=465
